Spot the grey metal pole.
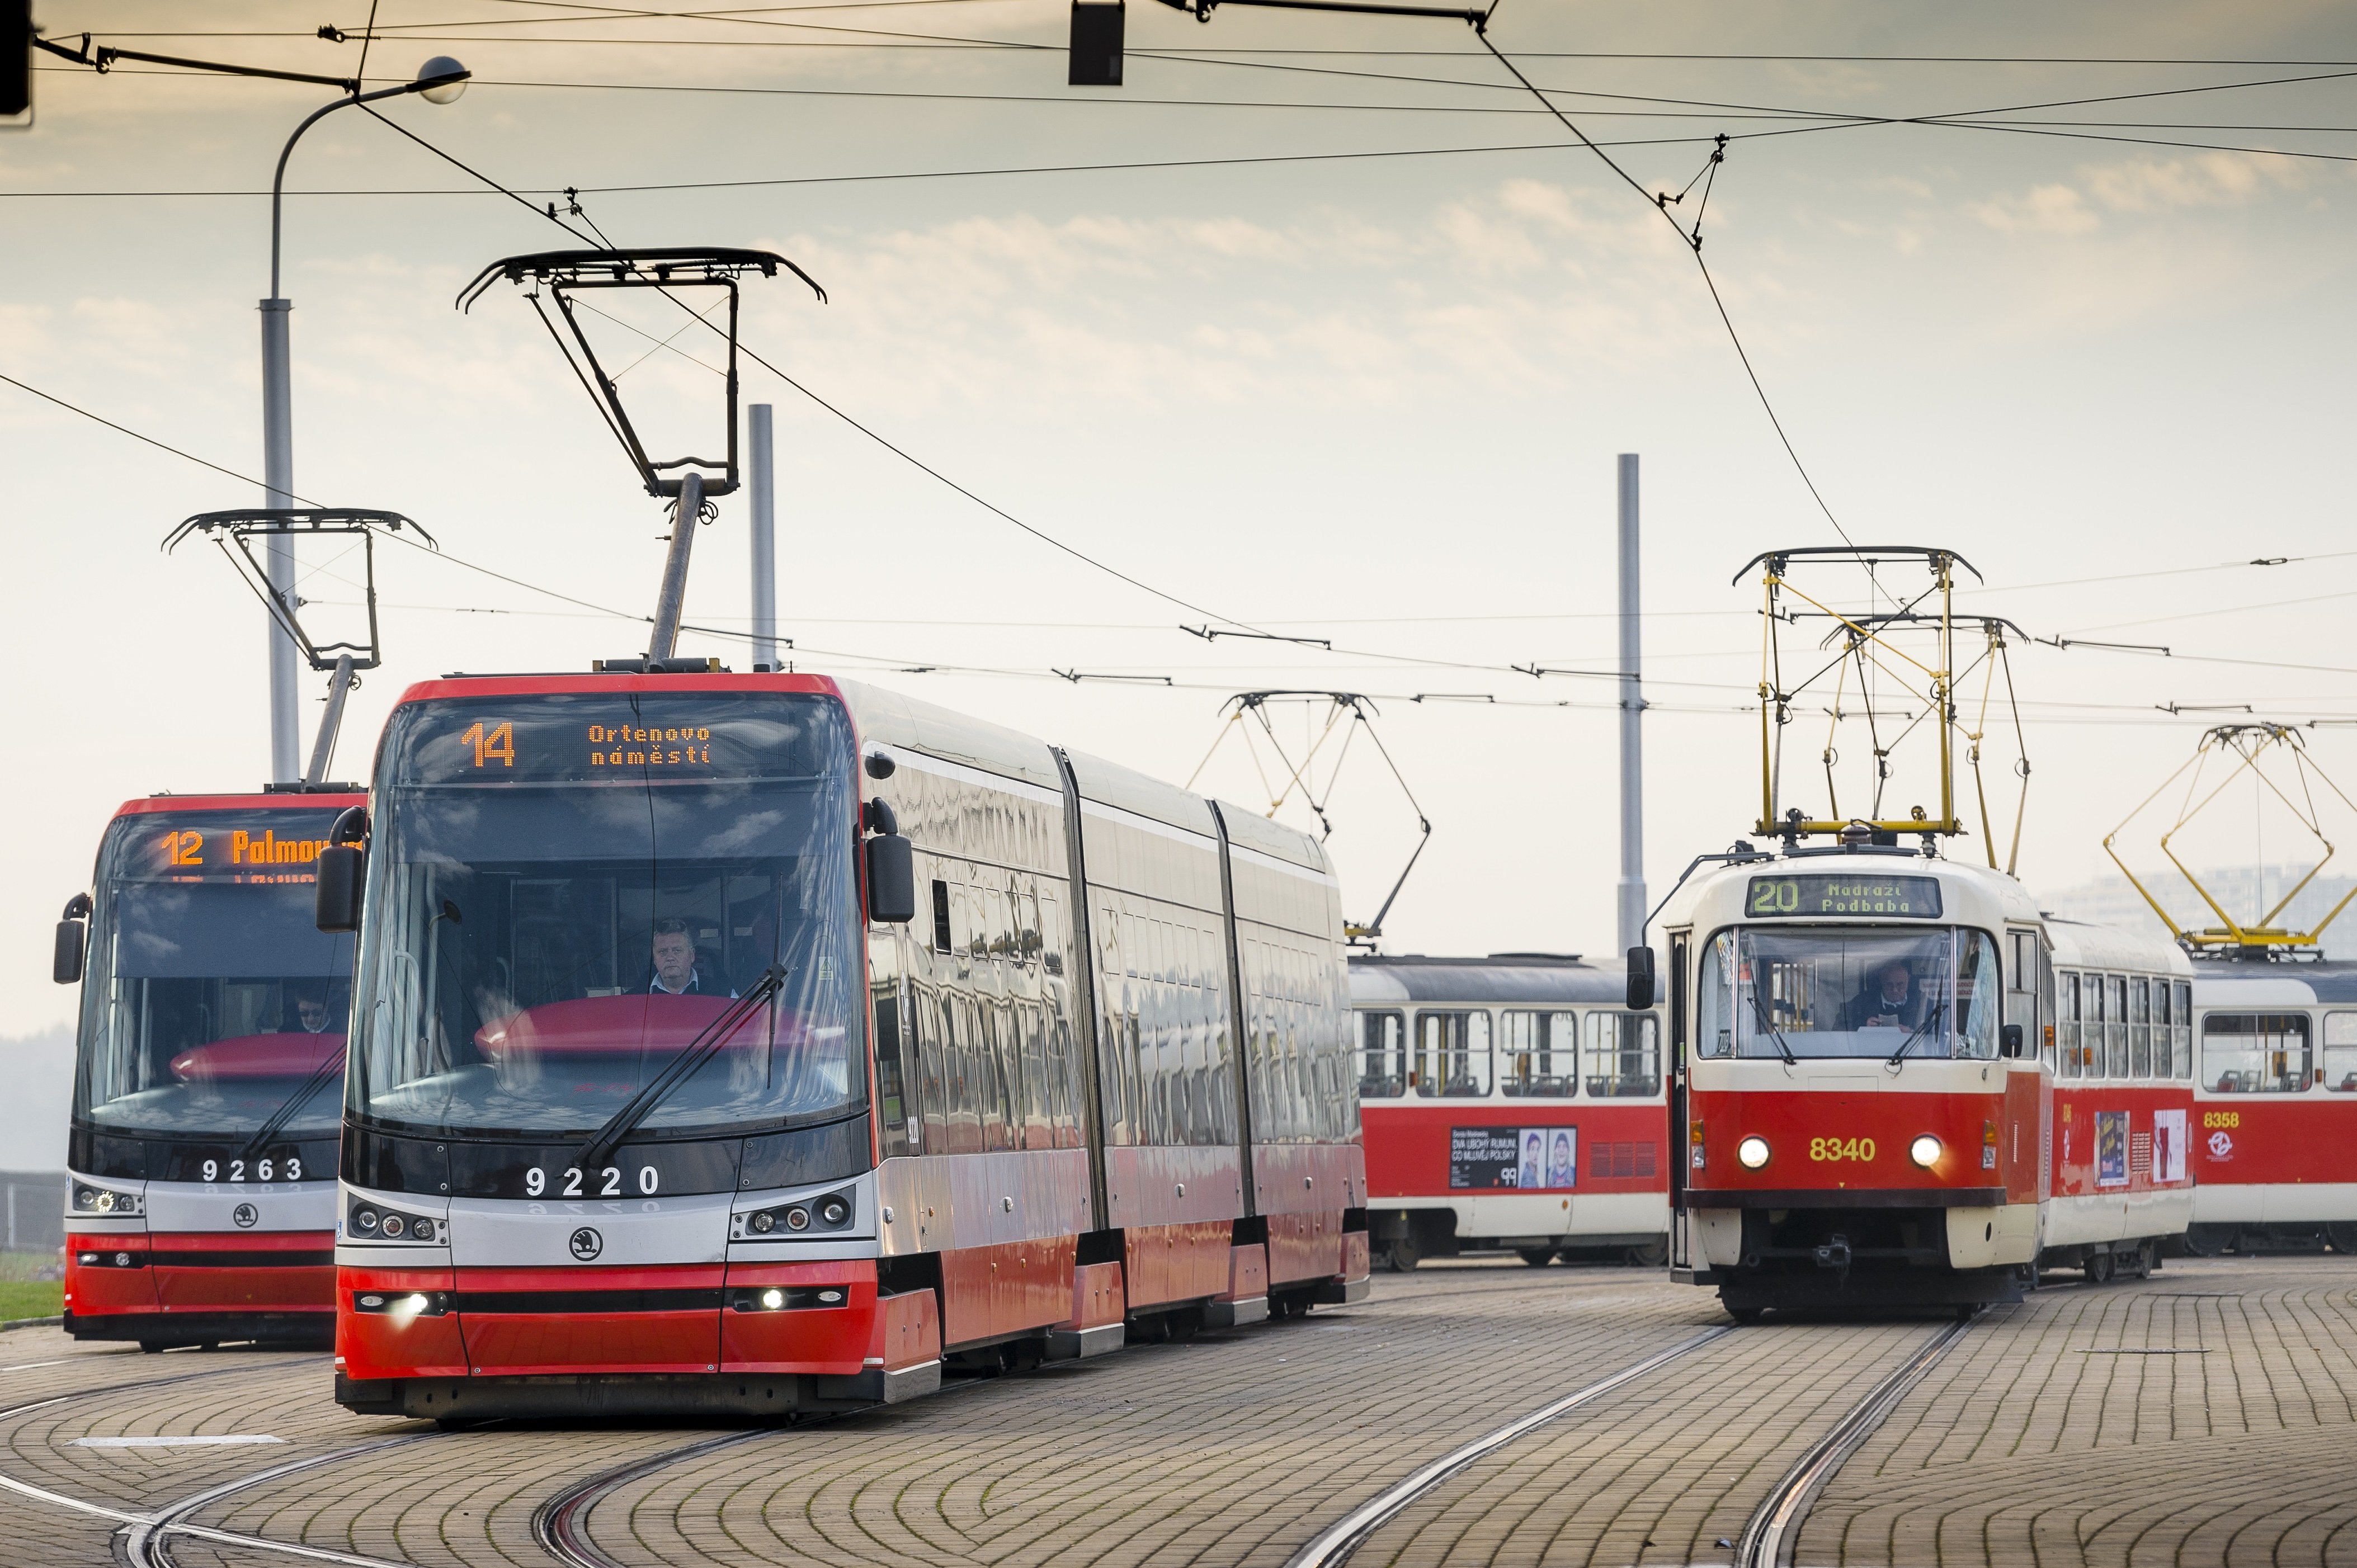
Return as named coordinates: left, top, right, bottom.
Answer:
left=748, top=405, right=779, bottom=670
left=261, top=300, right=301, bottom=782
left=648, top=471, right=705, bottom=662
left=1615, top=454, right=1646, bottom=955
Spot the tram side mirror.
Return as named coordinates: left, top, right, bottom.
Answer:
left=315, top=805, right=370, bottom=935
left=2001, top=1023, right=2025, bottom=1060
left=315, top=847, right=366, bottom=934
left=1626, top=946, right=1657, bottom=1012
left=865, top=833, right=917, bottom=924
left=53, top=893, right=91, bottom=985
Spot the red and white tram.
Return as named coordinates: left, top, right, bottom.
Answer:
left=323, top=671, right=1368, bottom=1420
left=1663, top=845, right=2194, bottom=1316
left=2184, top=962, right=2357, bottom=1254
left=1350, top=954, right=1667, bottom=1270
left=53, top=793, right=357, bottom=1349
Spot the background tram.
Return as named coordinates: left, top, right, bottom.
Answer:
left=2184, top=962, right=2357, bottom=1255
left=52, top=792, right=357, bottom=1349
left=327, top=672, right=1369, bottom=1421
left=1351, top=954, right=1667, bottom=1270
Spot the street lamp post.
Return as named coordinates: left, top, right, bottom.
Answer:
left=260, top=55, right=468, bottom=781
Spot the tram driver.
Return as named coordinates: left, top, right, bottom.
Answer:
left=645, top=917, right=737, bottom=998
left=1844, top=959, right=1925, bottom=1031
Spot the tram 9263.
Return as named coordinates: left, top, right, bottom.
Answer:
left=325, top=671, right=1368, bottom=1421
left=54, top=792, right=359, bottom=1349
left=1351, top=954, right=1667, bottom=1271
left=1662, top=851, right=2194, bottom=1316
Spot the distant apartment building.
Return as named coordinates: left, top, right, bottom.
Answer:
left=2040, top=863, right=2357, bottom=961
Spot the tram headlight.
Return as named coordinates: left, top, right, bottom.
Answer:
left=73, top=1184, right=142, bottom=1217
left=761, top=1288, right=785, bottom=1310
left=782, top=1206, right=812, bottom=1232
left=737, top=1187, right=859, bottom=1239
left=1737, top=1136, right=1771, bottom=1170
left=1910, top=1134, right=1944, bottom=1169
left=818, top=1196, right=851, bottom=1227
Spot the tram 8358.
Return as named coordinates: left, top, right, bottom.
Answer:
left=54, top=793, right=358, bottom=1349
left=324, top=671, right=1368, bottom=1420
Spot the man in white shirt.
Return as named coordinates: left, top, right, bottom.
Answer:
left=649, top=919, right=734, bottom=997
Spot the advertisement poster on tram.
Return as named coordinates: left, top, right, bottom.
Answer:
left=2096, top=1110, right=2130, bottom=1187
left=1450, top=1126, right=1577, bottom=1189
left=2151, top=1108, right=2188, bottom=1183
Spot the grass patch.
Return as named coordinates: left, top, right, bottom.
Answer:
left=0, top=1281, right=62, bottom=1322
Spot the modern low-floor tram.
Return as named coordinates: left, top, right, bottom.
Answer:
left=327, top=671, right=1368, bottom=1420
left=55, top=792, right=358, bottom=1349
left=1351, top=953, right=1667, bottom=1270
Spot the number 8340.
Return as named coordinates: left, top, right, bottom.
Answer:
left=524, top=1165, right=660, bottom=1198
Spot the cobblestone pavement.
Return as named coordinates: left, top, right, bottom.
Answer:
left=1, top=1258, right=2352, bottom=1567
left=1798, top=1255, right=2357, bottom=1568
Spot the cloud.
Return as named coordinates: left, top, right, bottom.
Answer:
left=2083, top=153, right=2303, bottom=214
left=1970, top=183, right=2101, bottom=236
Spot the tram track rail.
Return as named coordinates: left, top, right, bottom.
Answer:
left=1284, top=1326, right=1736, bottom=1568
left=0, top=1358, right=430, bottom=1567
left=1732, top=1317, right=1973, bottom=1568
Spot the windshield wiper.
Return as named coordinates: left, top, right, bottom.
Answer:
left=237, top=1046, right=347, bottom=1165
left=571, top=965, right=785, bottom=1174
left=1745, top=984, right=1798, bottom=1066
left=1888, top=997, right=1949, bottom=1069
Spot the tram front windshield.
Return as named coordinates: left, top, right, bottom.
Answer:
left=348, top=692, right=861, bottom=1139
left=75, top=809, right=353, bottom=1140
left=1698, top=925, right=2001, bottom=1060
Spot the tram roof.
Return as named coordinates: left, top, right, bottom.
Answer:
left=1347, top=953, right=1627, bottom=1007
left=2189, top=958, right=2357, bottom=1005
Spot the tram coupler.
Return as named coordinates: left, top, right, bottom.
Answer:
left=1811, top=1235, right=1854, bottom=1274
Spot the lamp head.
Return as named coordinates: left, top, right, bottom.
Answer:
left=414, top=56, right=469, bottom=103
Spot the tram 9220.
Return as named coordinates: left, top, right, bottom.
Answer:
left=1350, top=954, right=1668, bottom=1271
left=54, top=793, right=359, bottom=1349
left=321, top=671, right=1368, bottom=1421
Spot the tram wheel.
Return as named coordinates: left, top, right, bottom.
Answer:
left=1727, top=1306, right=1766, bottom=1325
left=1627, top=1237, right=1669, bottom=1268
left=2181, top=1225, right=2232, bottom=1258
left=1517, top=1248, right=1557, bottom=1268
left=2327, top=1222, right=2357, bottom=1255
left=137, top=1341, right=168, bottom=1355
left=1385, top=1237, right=1421, bottom=1273
left=2087, top=1250, right=2115, bottom=1284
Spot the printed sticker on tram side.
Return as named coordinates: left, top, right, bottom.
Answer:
left=1448, top=1126, right=1579, bottom=1191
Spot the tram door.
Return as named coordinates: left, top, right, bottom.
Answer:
left=1666, top=931, right=1694, bottom=1274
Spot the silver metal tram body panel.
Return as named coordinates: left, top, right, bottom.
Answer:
left=143, top=1179, right=338, bottom=1235
left=442, top=1187, right=738, bottom=1269
left=875, top=1150, right=1090, bottom=1255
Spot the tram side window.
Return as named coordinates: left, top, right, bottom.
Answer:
left=1413, top=1010, right=1491, bottom=1098
left=2323, top=1012, right=2357, bottom=1093
left=2057, top=971, right=2080, bottom=1078
left=1499, top=1010, right=1576, bottom=1097
left=2173, top=981, right=2192, bottom=1078
left=1360, top=1010, right=1406, bottom=1101
left=2105, top=975, right=2129, bottom=1079
left=2202, top=1012, right=2312, bottom=1094
left=2130, top=976, right=2153, bottom=1079
left=1585, top=1011, right=1660, bottom=1097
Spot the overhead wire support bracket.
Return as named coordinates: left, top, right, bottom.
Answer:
left=1181, top=625, right=1331, bottom=650
left=1152, top=0, right=1491, bottom=25
left=31, top=32, right=362, bottom=91
left=457, top=247, right=824, bottom=499
left=1054, top=669, right=1173, bottom=684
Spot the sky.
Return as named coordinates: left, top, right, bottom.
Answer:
left=6, top=0, right=2357, bottom=1093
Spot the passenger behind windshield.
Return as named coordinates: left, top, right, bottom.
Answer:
left=1698, top=925, right=2001, bottom=1060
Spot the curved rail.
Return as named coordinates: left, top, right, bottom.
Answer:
left=1283, top=1326, right=1736, bottom=1568
left=1734, top=1317, right=1972, bottom=1568
left=533, top=1429, right=769, bottom=1568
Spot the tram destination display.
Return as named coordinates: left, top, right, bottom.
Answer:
left=1449, top=1126, right=1578, bottom=1191
left=1745, top=872, right=1943, bottom=919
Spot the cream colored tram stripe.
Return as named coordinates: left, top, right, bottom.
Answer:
left=1735, top=1317, right=1972, bottom=1568
left=1284, top=1326, right=1736, bottom=1568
